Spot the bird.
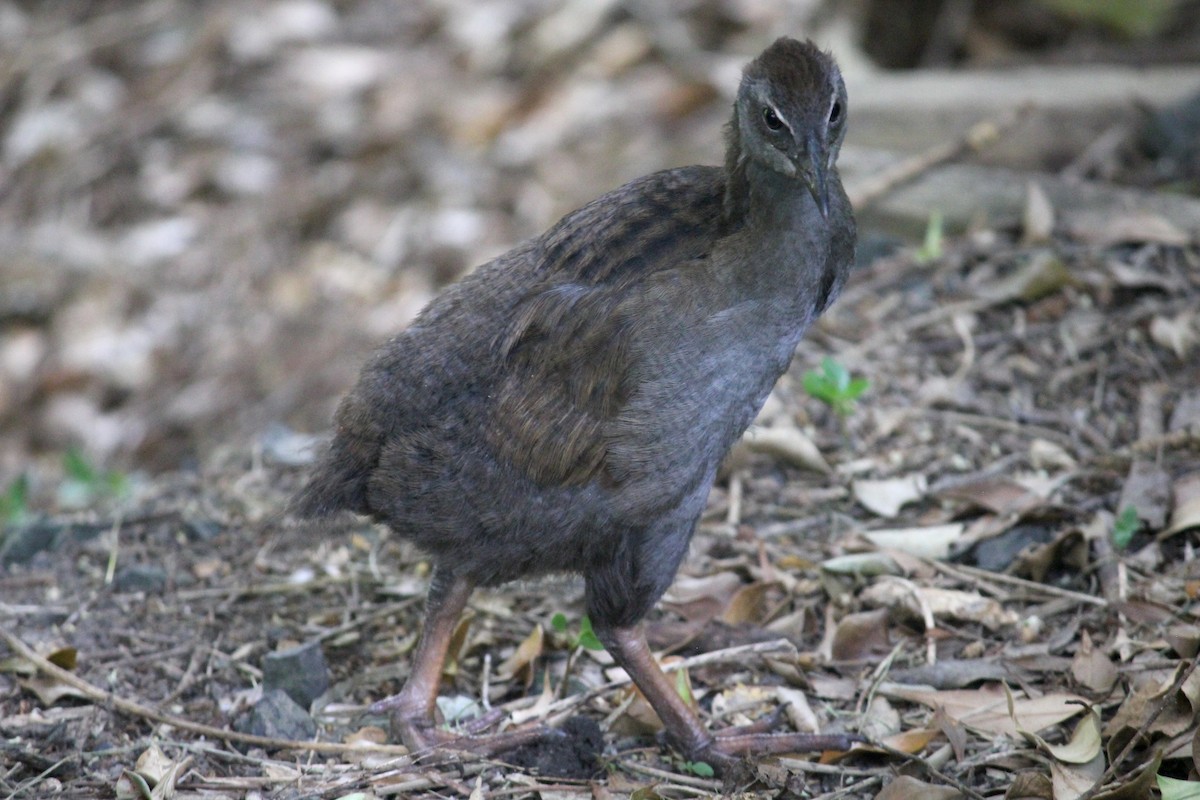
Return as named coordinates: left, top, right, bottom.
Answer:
left=293, top=36, right=856, bottom=771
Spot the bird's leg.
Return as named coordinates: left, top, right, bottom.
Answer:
left=370, top=569, right=561, bottom=757
left=370, top=569, right=475, bottom=749
left=597, top=623, right=859, bottom=772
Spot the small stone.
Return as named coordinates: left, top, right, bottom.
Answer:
left=262, top=640, right=330, bottom=709
left=0, top=518, right=61, bottom=565
left=112, top=564, right=168, bottom=594
left=232, top=689, right=316, bottom=744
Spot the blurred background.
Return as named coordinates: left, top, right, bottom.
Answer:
left=1, top=0, right=1198, bottom=495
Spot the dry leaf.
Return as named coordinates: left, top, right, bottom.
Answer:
left=1069, top=211, right=1191, bottom=246
left=1051, top=754, right=1104, bottom=800
left=1071, top=631, right=1118, bottom=694
left=861, top=578, right=1019, bottom=630
left=742, top=425, right=829, bottom=473
left=721, top=581, right=776, bottom=626
left=775, top=686, right=819, bottom=734
left=860, top=523, right=964, bottom=561
left=884, top=683, right=1088, bottom=737
left=978, top=250, right=1073, bottom=304
left=1029, top=438, right=1077, bottom=471
left=496, top=623, right=543, bottom=682
left=937, top=474, right=1046, bottom=515
left=1163, top=472, right=1200, bottom=537
left=1006, top=770, right=1054, bottom=799
left=861, top=695, right=901, bottom=740
left=873, top=775, right=962, bottom=800
left=1119, top=460, right=1172, bottom=530
left=662, top=572, right=743, bottom=623
left=1150, top=313, right=1199, bottom=359
left=1022, top=181, right=1055, bottom=244
left=19, top=676, right=90, bottom=706
left=852, top=474, right=927, bottom=518
left=829, top=608, right=892, bottom=662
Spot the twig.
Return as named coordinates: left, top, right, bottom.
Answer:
left=847, top=104, right=1033, bottom=209
left=620, top=760, right=722, bottom=791
left=1076, top=657, right=1200, bottom=800
left=509, top=638, right=799, bottom=724
left=0, top=627, right=411, bottom=757
left=930, top=561, right=1107, bottom=607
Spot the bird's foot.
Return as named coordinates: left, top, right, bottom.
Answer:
left=370, top=695, right=560, bottom=760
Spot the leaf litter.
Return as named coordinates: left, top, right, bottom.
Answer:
left=2, top=2, right=1200, bottom=799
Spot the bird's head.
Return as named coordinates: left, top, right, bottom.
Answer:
left=734, top=38, right=847, bottom=217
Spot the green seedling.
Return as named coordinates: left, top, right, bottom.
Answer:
left=1111, top=505, right=1141, bottom=550
left=915, top=209, right=944, bottom=263
left=551, top=612, right=604, bottom=651
left=678, top=759, right=715, bottom=778
left=802, top=356, right=869, bottom=419
left=1, top=474, right=30, bottom=527
left=58, top=447, right=129, bottom=509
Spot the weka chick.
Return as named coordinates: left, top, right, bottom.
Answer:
left=294, top=37, right=856, bottom=768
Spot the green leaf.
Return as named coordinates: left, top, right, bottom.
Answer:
left=578, top=630, right=605, bottom=651
left=916, top=210, right=944, bottom=263
left=1, top=474, right=29, bottom=525
left=1158, top=774, right=1200, bottom=800
left=63, top=447, right=97, bottom=483
left=845, top=377, right=870, bottom=400
left=674, top=668, right=693, bottom=705
left=685, top=761, right=714, bottom=778
left=1112, top=505, right=1141, bottom=550
left=551, top=612, right=568, bottom=633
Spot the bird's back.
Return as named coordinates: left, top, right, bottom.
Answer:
left=291, top=165, right=728, bottom=527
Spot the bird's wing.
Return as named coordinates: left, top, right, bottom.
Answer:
left=487, top=166, right=725, bottom=487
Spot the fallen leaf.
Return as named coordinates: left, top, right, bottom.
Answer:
left=860, top=523, right=964, bottom=561
left=1051, top=753, right=1104, bottom=800
left=775, top=686, right=819, bottom=734
left=1072, top=631, right=1118, bottom=695
left=1163, top=472, right=1200, bottom=537
left=829, top=608, right=892, bottom=662
left=496, top=623, right=543, bottom=682
left=883, top=683, right=1088, bottom=737
left=1150, top=313, right=1199, bottom=359
left=852, top=474, right=927, bottom=518
left=1119, top=460, right=1171, bottom=531
left=721, top=581, right=777, bottom=626
left=978, top=250, right=1074, bottom=304
left=1158, top=775, right=1200, bottom=800
left=1069, top=210, right=1191, bottom=246
left=742, top=425, right=829, bottom=473
left=1006, top=770, right=1054, bottom=799
left=1029, top=438, right=1077, bottom=471
left=821, top=551, right=903, bottom=577
left=936, top=474, right=1047, bottom=515
left=1022, top=181, right=1055, bottom=244
left=861, top=578, right=1019, bottom=630
left=873, top=775, right=961, bottom=800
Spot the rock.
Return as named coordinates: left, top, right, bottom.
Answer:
left=262, top=640, right=330, bottom=709
left=232, top=689, right=316, bottom=743
left=112, top=564, right=168, bottom=594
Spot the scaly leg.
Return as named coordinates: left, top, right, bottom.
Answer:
left=597, top=623, right=859, bottom=772
left=369, top=569, right=558, bottom=757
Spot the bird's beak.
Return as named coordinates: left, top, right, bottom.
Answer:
left=803, top=133, right=830, bottom=219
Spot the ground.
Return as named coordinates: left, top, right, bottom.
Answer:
left=2, top=2, right=1200, bottom=799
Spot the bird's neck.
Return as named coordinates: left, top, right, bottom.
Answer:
left=721, top=110, right=815, bottom=232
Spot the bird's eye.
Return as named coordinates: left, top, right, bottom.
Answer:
left=762, top=106, right=783, bottom=131
left=829, top=101, right=842, bottom=124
